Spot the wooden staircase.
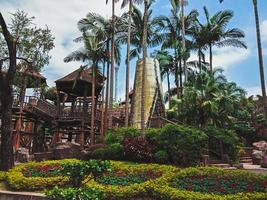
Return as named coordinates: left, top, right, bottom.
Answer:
left=240, top=147, right=253, bottom=164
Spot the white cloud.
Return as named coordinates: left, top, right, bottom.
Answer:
left=188, top=47, right=251, bottom=70
left=261, top=20, right=267, bottom=42
left=245, top=86, right=262, bottom=97
left=212, top=47, right=251, bottom=70
left=1, top=0, right=127, bottom=86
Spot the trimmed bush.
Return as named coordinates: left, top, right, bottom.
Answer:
left=204, top=126, right=242, bottom=161
left=151, top=167, right=267, bottom=200
left=46, top=186, right=104, bottom=200
left=154, top=150, right=170, bottom=164
left=104, top=127, right=140, bottom=145
left=0, top=171, right=6, bottom=181
left=123, top=136, right=156, bottom=162
left=105, top=143, right=124, bottom=160
left=157, top=124, right=208, bottom=166
left=6, top=159, right=111, bottom=190
left=84, top=160, right=179, bottom=200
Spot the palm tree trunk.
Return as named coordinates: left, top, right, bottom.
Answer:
left=104, top=41, right=110, bottom=133
left=91, top=64, right=96, bottom=145
left=198, top=48, right=202, bottom=72
left=209, top=43, right=213, bottom=72
left=125, top=0, right=132, bottom=127
left=253, top=0, right=267, bottom=125
left=100, top=61, right=105, bottom=140
left=141, top=0, right=148, bottom=135
left=167, top=70, right=171, bottom=108
left=180, top=0, right=187, bottom=82
left=108, top=0, right=115, bottom=128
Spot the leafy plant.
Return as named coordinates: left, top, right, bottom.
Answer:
left=104, top=127, right=140, bottom=145
left=46, top=186, right=104, bottom=200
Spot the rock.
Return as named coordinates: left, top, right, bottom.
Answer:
left=252, top=150, right=263, bottom=165
left=15, top=148, right=30, bottom=163
left=252, top=141, right=267, bottom=151
left=53, top=142, right=82, bottom=160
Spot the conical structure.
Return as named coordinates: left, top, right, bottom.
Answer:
left=131, top=58, right=165, bottom=128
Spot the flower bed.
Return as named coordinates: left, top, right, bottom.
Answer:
left=150, top=167, right=267, bottom=200
left=95, top=169, right=162, bottom=186
left=84, top=161, right=178, bottom=200
left=22, top=164, right=63, bottom=177
left=173, top=174, right=267, bottom=194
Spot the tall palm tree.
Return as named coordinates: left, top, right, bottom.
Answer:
left=201, top=6, right=247, bottom=71
left=155, top=50, right=174, bottom=107
left=78, top=12, right=122, bottom=133
left=64, top=33, right=107, bottom=145
left=106, top=0, right=119, bottom=128
left=120, top=0, right=143, bottom=127
left=219, top=0, right=267, bottom=124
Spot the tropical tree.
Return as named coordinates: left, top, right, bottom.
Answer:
left=77, top=12, right=122, bottom=133
left=200, top=6, right=247, bottom=71
left=181, top=69, right=246, bottom=128
left=106, top=0, right=120, bottom=128
left=64, top=33, right=107, bottom=145
left=120, top=0, right=143, bottom=127
left=219, top=0, right=267, bottom=125
left=0, top=11, right=54, bottom=170
left=155, top=50, right=174, bottom=106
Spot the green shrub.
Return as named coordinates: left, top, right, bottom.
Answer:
left=204, top=126, right=242, bottom=161
left=105, top=143, right=124, bottom=160
left=91, top=148, right=107, bottom=160
left=154, top=150, right=169, bottom=164
left=46, top=186, right=104, bottom=200
left=0, top=171, right=6, bottom=181
left=157, top=124, right=208, bottom=166
left=60, top=160, right=111, bottom=187
left=104, top=127, right=140, bottom=145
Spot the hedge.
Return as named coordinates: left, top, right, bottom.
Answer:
left=150, top=167, right=267, bottom=200
left=84, top=161, right=179, bottom=200
left=6, top=159, right=81, bottom=190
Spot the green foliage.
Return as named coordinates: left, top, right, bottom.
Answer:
left=46, top=186, right=104, bottom=200
left=104, top=127, right=140, bottom=145
left=91, top=148, right=107, bottom=160
left=60, top=160, right=111, bottom=187
left=204, top=126, right=242, bottom=161
left=0, top=171, right=6, bottom=181
left=6, top=159, right=111, bottom=190
left=157, top=124, right=208, bottom=166
left=154, top=150, right=170, bottom=164
left=105, top=143, right=124, bottom=160
left=180, top=70, right=247, bottom=128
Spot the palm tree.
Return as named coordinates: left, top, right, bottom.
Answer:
left=78, top=12, right=122, bottom=133
left=155, top=50, right=174, bottom=107
left=120, top=0, right=143, bottom=127
left=219, top=0, right=267, bottom=125
left=201, top=6, right=247, bottom=71
left=64, top=33, right=107, bottom=145
left=106, top=0, right=120, bottom=128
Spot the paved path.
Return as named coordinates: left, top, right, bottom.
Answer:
left=242, top=164, right=267, bottom=174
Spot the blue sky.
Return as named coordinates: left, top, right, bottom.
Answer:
left=1, top=0, right=267, bottom=100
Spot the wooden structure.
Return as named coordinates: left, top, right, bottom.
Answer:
left=52, top=67, right=105, bottom=146
left=0, top=65, right=56, bottom=154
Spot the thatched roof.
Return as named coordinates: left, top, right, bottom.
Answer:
left=55, top=67, right=106, bottom=97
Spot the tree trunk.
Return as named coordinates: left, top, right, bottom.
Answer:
left=0, top=12, right=17, bottom=171
left=209, top=43, right=213, bottom=72
left=141, top=0, right=148, bottom=135
left=91, top=64, right=96, bottom=145
left=108, top=0, right=115, bottom=128
left=100, top=61, right=105, bottom=140
left=180, top=0, right=187, bottom=82
left=125, top=0, right=132, bottom=127
left=253, top=0, right=267, bottom=125
left=167, top=70, right=171, bottom=108
left=104, top=41, right=110, bottom=133
left=198, top=48, right=202, bottom=72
